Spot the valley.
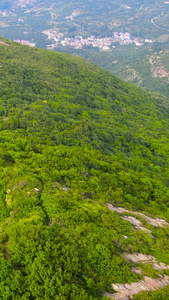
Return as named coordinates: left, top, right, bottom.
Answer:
left=0, top=0, right=169, bottom=95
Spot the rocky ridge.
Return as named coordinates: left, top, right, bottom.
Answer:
left=107, top=204, right=169, bottom=229
left=106, top=205, right=169, bottom=299
left=105, top=276, right=169, bottom=300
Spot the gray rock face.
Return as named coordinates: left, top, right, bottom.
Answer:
left=105, top=276, right=169, bottom=300
left=107, top=204, right=169, bottom=229
left=121, top=216, right=151, bottom=233
left=106, top=204, right=169, bottom=299
left=125, top=253, right=169, bottom=271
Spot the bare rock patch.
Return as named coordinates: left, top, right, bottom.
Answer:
left=105, top=276, right=169, bottom=300
left=125, top=253, right=169, bottom=271
left=107, top=204, right=169, bottom=229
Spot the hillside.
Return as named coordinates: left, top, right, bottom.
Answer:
left=0, top=37, right=169, bottom=299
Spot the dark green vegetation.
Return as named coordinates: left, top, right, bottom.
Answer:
left=0, top=37, right=169, bottom=299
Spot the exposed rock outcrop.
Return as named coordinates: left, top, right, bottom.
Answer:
left=125, top=253, right=169, bottom=271
left=105, top=276, right=169, bottom=300
left=122, top=216, right=151, bottom=233
left=108, top=204, right=169, bottom=228
left=148, top=54, right=169, bottom=81
left=0, top=41, right=9, bottom=46
left=106, top=204, right=169, bottom=299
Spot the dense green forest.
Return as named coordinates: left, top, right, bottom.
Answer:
left=0, top=37, right=169, bottom=299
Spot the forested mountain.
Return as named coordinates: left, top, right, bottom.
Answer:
left=0, top=37, right=169, bottom=299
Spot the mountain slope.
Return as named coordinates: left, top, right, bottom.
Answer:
left=0, top=37, right=169, bottom=299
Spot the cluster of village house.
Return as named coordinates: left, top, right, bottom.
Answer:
left=1, top=6, right=153, bottom=51
left=43, top=30, right=153, bottom=52
left=13, top=31, right=153, bottom=51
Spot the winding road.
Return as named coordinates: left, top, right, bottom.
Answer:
left=151, top=12, right=169, bottom=32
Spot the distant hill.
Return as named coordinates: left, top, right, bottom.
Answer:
left=0, top=37, right=169, bottom=299
left=0, top=0, right=169, bottom=97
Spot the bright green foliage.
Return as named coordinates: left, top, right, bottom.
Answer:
left=0, top=37, right=169, bottom=299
